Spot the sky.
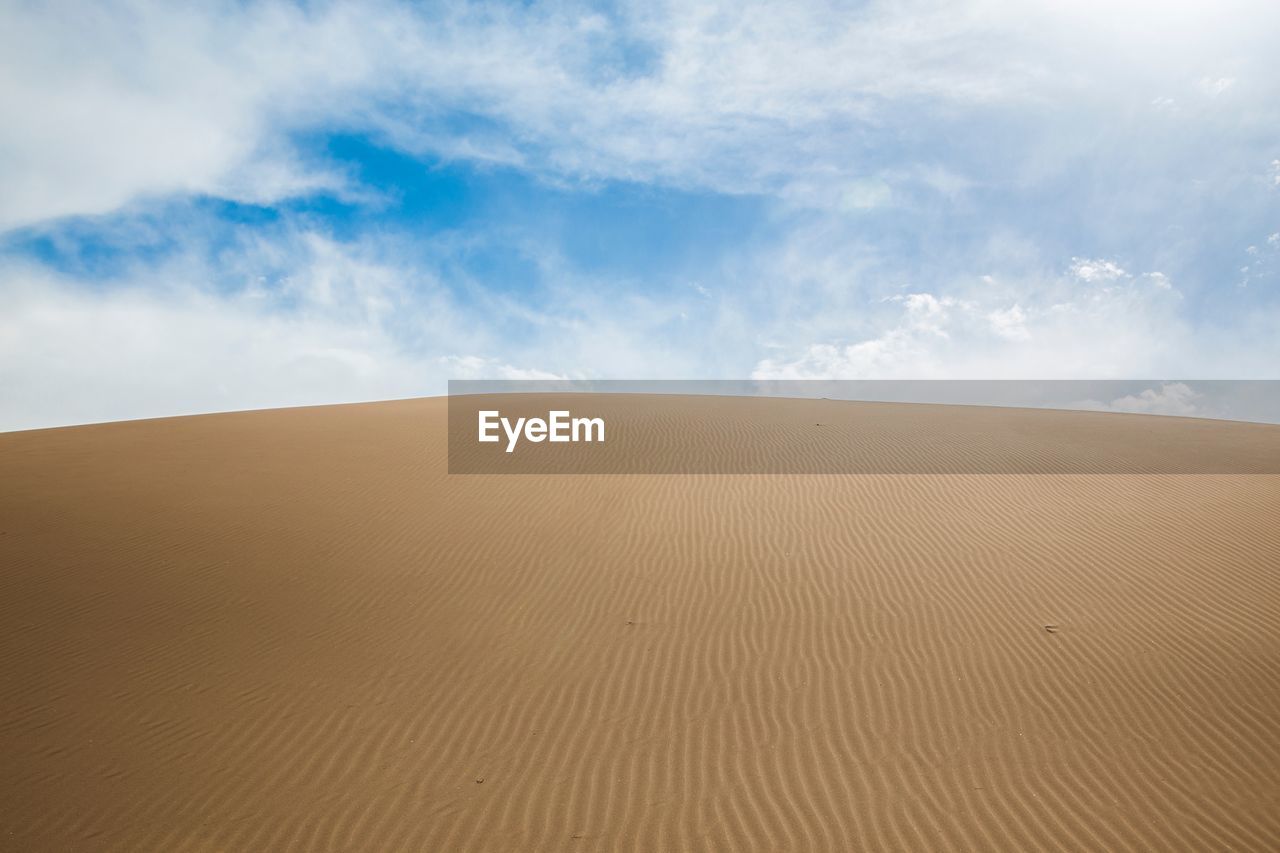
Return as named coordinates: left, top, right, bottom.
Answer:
left=1, top=0, right=1279, bottom=431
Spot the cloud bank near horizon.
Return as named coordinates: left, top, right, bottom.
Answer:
left=2, top=0, right=1278, bottom=430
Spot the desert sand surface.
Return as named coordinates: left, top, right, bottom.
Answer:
left=2, top=395, right=1278, bottom=851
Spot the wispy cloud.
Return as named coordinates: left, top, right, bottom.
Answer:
left=749, top=255, right=1280, bottom=380
left=0, top=221, right=722, bottom=429
left=1077, top=382, right=1204, bottom=417
left=2, top=0, right=1279, bottom=429
left=8, top=0, right=1278, bottom=226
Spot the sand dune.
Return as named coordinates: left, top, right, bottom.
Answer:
left=2, top=396, right=1278, bottom=851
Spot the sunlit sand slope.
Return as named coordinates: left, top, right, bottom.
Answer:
left=2, top=397, right=1278, bottom=851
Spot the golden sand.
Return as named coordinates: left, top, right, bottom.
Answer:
left=2, top=397, right=1278, bottom=850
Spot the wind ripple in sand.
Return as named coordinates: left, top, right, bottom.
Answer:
left=1, top=397, right=1278, bottom=851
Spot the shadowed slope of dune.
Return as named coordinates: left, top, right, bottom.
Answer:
left=1, top=397, right=1278, bottom=851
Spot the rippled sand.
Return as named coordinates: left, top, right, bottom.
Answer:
left=2, top=397, right=1278, bottom=850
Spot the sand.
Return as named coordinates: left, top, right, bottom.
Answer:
left=1, top=396, right=1278, bottom=851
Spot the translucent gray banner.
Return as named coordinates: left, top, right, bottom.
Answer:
left=447, top=380, right=1280, bottom=474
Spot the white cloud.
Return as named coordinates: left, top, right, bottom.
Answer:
left=893, top=293, right=956, bottom=337
left=0, top=229, right=525, bottom=430
left=988, top=304, right=1030, bottom=340
left=437, top=356, right=563, bottom=381
left=1077, top=382, right=1203, bottom=417
left=1069, top=257, right=1127, bottom=282
left=1236, top=229, right=1280, bottom=288
left=0, top=268, right=425, bottom=431
left=0, top=225, right=724, bottom=430
left=3, top=1, right=1280, bottom=429
left=1198, top=76, right=1235, bottom=96
left=751, top=260, right=1196, bottom=379
left=5, top=0, right=1279, bottom=229
left=0, top=0, right=395, bottom=229
left=5, top=217, right=1280, bottom=430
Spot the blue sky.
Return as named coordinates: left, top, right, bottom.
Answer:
left=1, top=0, right=1278, bottom=429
